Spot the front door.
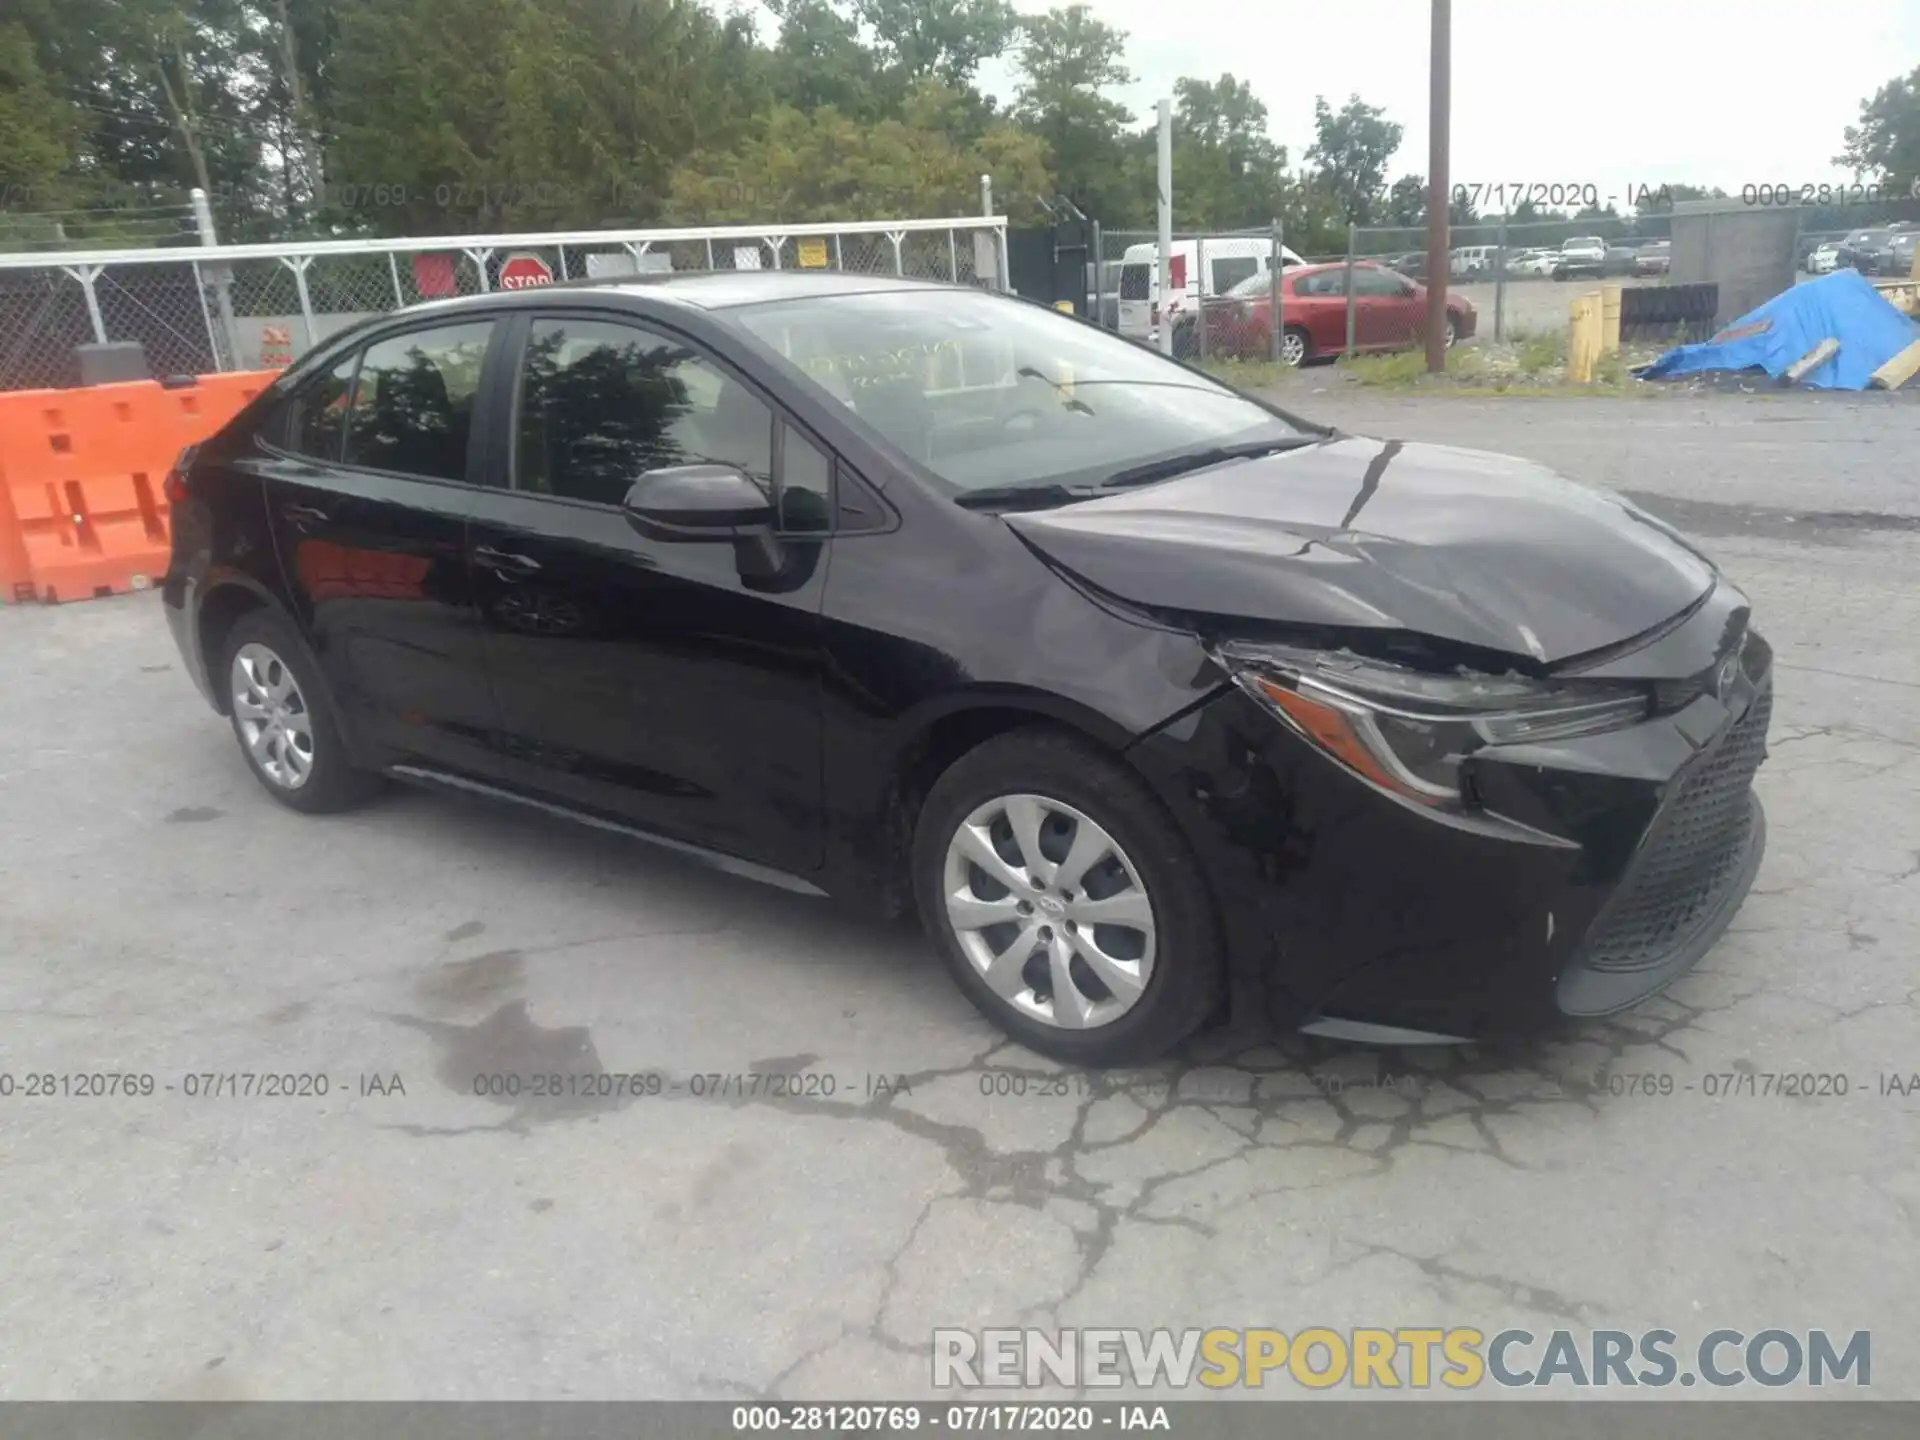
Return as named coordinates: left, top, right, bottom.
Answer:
left=1353, top=266, right=1416, bottom=349
left=256, top=318, right=504, bottom=775
left=465, top=312, right=832, bottom=874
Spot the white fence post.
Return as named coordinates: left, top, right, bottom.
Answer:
left=463, top=248, right=495, bottom=293
left=63, top=265, right=108, bottom=344
left=281, top=255, right=317, bottom=351
left=191, top=259, right=223, bottom=369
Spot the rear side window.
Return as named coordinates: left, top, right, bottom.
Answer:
left=285, top=355, right=356, bottom=460
left=340, top=321, right=495, bottom=481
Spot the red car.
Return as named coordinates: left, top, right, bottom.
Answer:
left=1195, top=262, right=1477, bottom=365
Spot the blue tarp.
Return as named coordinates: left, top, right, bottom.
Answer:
left=1638, top=268, right=1919, bottom=390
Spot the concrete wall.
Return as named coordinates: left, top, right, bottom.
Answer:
left=1671, top=202, right=1800, bottom=329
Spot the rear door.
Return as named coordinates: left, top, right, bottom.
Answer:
left=1118, top=256, right=1153, bottom=337
left=463, top=309, right=832, bottom=873
left=257, top=317, right=506, bottom=775
left=1354, top=266, right=1420, bottom=348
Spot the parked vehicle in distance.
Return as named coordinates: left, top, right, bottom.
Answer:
left=1450, top=245, right=1496, bottom=278
left=1633, top=240, right=1671, bottom=277
left=1877, top=231, right=1920, bottom=278
left=1599, top=246, right=1639, bottom=278
left=1838, top=228, right=1894, bottom=273
left=1806, top=241, right=1842, bottom=275
left=1172, top=261, right=1474, bottom=367
left=1117, top=237, right=1305, bottom=343
left=1506, top=249, right=1559, bottom=278
left=161, top=270, right=1770, bottom=1063
left=1552, top=236, right=1609, bottom=280
left=1384, top=251, right=1429, bottom=280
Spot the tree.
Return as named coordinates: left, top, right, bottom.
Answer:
left=1012, top=5, right=1134, bottom=223
left=844, top=0, right=1017, bottom=91
left=1837, top=66, right=1920, bottom=191
left=1170, top=74, right=1287, bottom=229
left=1385, top=174, right=1425, bottom=227
left=763, top=0, right=891, bottom=121
left=0, top=22, right=82, bottom=206
left=324, top=0, right=759, bottom=233
left=1304, top=93, right=1401, bottom=226
left=666, top=87, right=1049, bottom=224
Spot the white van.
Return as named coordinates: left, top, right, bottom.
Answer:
left=1450, top=245, right=1496, bottom=278
left=1117, top=236, right=1305, bottom=342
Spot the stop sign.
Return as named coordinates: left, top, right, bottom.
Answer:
left=498, top=253, right=554, bottom=290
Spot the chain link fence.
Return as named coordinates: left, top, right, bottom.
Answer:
left=1090, top=225, right=1294, bottom=363
left=0, top=217, right=1010, bottom=391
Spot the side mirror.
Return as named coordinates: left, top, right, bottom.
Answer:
left=622, top=463, right=784, bottom=582
left=622, top=464, right=774, bottom=541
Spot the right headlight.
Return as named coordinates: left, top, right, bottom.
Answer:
left=1213, top=640, right=1651, bottom=810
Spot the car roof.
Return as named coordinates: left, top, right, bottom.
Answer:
left=398, top=268, right=950, bottom=317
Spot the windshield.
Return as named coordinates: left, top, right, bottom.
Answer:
left=724, top=288, right=1311, bottom=496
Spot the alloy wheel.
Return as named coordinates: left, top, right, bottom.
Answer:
left=230, top=642, right=315, bottom=789
left=941, top=793, right=1156, bottom=1031
left=1280, top=331, right=1307, bottom=367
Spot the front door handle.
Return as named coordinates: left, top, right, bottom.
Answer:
left=281, top=502, right=330, bottom=527
left=472, top=545, right=542, bottom=575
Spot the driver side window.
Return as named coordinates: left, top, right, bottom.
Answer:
left=515, top=317, right=774, bottom=508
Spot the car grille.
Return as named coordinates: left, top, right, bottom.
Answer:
left=1580, top=682, right=1771, bottom=974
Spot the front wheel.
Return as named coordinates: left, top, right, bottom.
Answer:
left=1279, top=326, right=1311, bottom=367
left=912, top=729, right=1222, bottom=1065
left=1443, top=315, right=1458, bottom=348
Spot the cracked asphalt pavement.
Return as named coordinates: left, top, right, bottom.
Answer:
left=2, top=391, right=1917, bottom=1401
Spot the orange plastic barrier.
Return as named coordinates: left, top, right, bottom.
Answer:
left=0, top=371, right=278, bottom=604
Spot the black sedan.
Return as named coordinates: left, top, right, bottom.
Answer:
left=161, top=271, right=1772, bottom=1062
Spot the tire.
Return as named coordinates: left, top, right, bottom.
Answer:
left=1279, top=326, right=1311, bottom=368
left=220, top=610, right=380, bottom=814
left=1443, top=315, right=1458, bottom=348
left=911, top=727, right=1223, bottom=1065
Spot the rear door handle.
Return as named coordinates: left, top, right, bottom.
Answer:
left=281, top=502, right=330, bottom=527
left=472, top=545, right=542, bottom=575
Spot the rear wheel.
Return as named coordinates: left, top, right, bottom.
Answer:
left=1279, top=326, right=1311, bottom=367
left=221, top=612, right=379, bottom=814
left=912, top=728, right=1222, bottom=1065
left=1443, top=315, right=1458, bottom=348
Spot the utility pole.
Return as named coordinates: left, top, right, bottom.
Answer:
left=1157, top=98, right=1173, bottom=356
left=1424, top=0, right=1452, bottom=374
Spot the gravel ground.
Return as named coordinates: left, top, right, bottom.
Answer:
left=1, top=390, right=1917, bottom=1403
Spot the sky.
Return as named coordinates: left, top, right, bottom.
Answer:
left=748, top=0, right=1920, bottom=214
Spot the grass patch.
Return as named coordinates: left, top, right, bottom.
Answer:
left=1199, top=357, right=1295, bottom=390
left=1337, top=344, right=1489, bottom=387
left=1323, top=324, right=1669, bottom=396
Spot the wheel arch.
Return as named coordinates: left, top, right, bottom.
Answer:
left=195, top=576, right=288, bottom=715
left=871, top=688, right=1147, bottom=915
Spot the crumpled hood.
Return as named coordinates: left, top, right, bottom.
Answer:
left=1003, top=435, right=1717, bottom=665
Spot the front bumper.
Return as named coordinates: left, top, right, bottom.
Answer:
left=1129, top=602, right=1772, bottom=1042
